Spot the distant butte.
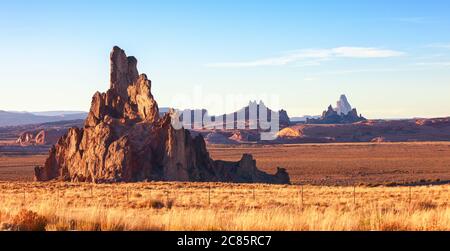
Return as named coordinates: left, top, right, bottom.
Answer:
left=307, top=94, right=366, bottom=124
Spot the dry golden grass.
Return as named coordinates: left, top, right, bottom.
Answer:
left=0, top=181, right=448, bottom=231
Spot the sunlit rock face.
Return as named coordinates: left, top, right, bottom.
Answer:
left=335, top=94, right=352, bottom=115
left=34, top=46, right=289, bottom=184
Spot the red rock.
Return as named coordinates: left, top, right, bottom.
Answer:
left=16, top=129, right=66, bottom=145
left=34, top=46, right=289, bottom=184
left=16, top=132, right=34, bottom=145
left=371, top=137, right=388, bottom=143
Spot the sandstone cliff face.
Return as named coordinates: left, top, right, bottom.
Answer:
left=35, top=46, right=289, bottom=184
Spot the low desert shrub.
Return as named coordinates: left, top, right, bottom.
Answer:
left=149, top=199, right=165, bottom=209
left=415, top=200, right=438, bottom=210
left=11, top=209, right=47, bottom=231
left=379, top=221, right=409, bottom=231
left=138, top=198, right=175, bottom=209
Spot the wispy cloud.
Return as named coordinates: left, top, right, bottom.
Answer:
left=426, top=43, right=450, bottom=49
left=206, top=47, right=405, bottom=68
left=306, top=68, right=409, bottom=77
left=414, top=62, right=450, bottom=67
left=394, top=17, right=430, bottom=24
left=331, top=47, right=405, bottom=58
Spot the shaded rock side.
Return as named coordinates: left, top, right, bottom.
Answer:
left=307, top=105, right=366, bottom=124
left=34, top=46, right=289, bottom=184
left=306, top=95, right=365, bottom=124
left=214, top=154, right=290, bottom=184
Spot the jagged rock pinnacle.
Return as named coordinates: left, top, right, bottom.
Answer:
left=34, top=46, right=290, bottom=184
left=335, top=94, right=352, bottom=115
left=110, top=46, right=139, bottom=98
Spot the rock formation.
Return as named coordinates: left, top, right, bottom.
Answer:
left=177, top=102, right=291, bottom=129
left=239, top=101, right=290, bottom=128
left=229, top=130, right=260, bottom=142
left=278, top=109, right=291, bottom=127
left=335, top=94, right=352, bottom=115
left=16, top=132, right=34, bottom=145
left=307, top=95, right=366, bottom=124
left=34, top=46, right=289, bottom=184
left=276, top=128, right=302, bottom=138
left=371, top=136, right=389, bottom=143
left=204, top=132, right=238, bottom=145
left=214, top=154, right=290, bottom=184
left=16, top=129, right=66, bottom=145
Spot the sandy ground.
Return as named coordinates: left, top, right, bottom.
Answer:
left=0, top=142, right=449, bottom=185
left=0, top=155, right=46, bottom=181
left=209, top=142, right=450, bottom=185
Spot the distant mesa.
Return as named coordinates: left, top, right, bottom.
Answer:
left=290, top=115, right=320, bottom=123
left=275, top=117, right=450, bottom=144
left=204, top=132, right=238, bottom=145
left=229, top=100, right=291, bottom=129
left=307, top=94, right=366, bottom=124
left=175, top=101, right=291, bottom=130
left=415, top=117, right=450, bottom=127
left=0, top=111, right=87, bottom=127
left=34, top=46, right=289, bottom=184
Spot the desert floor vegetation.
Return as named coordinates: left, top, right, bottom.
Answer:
left=0, top=181, right=448, bottom=231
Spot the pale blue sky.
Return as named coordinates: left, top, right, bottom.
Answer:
left=0, top=0, right=449, bottom=118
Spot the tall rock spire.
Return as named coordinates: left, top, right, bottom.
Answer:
left=335, top=94, right=352, bottom=115
left=110, top=46, right=139, bottom=98
left=34, top=46, right=290, bottom=184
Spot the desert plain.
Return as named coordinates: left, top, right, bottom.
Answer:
left=0, top=142, right=449, bottom=231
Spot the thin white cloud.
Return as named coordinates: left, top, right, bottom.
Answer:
left=331, top=47, right=405, bottom=58
left=308, top=68, right=407, bottom=77
left=206, top=47, right=405, bottom=68
left=426, top=43, right=450, bottom=49
left=415, top=62, right=450, bottom=67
